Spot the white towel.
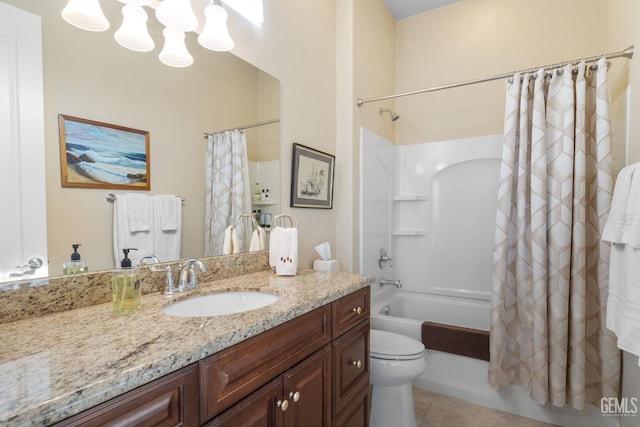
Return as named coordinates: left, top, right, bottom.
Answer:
left=603, top=162, right=640, bottom=364
left=154, top=194, right=180, bottom=231
left=126, top=193, right=151, bottom=232
left=113, top=194, right=153, bottom=267
left=151, top=195, right=182, bottom=261
left=274, top=228, right=298, bottom=276
left=223, top=226, right=240, bottom=255
left=269, top=227, right=281, bottom=269
left=250, top=226, right=266, bottom=252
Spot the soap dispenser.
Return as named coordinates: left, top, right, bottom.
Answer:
left=63, top=244, right=89, bottom=274
left=112, top=248, right=141, bottom=315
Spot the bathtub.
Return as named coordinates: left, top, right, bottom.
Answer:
left=370, top=287, right=616, bottom=427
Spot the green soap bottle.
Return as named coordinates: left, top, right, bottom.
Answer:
left=112, top=248, right=141, bottom=315
left=63, top=244, right=89, bottom=274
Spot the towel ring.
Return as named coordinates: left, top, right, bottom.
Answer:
left=232, top=213, right=260, bottom=230
left=271, top=214, right=299, bottom=229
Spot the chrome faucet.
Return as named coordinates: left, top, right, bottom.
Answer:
left=148, top=264, right=178, bottom=296
left=380, top=278, right=402, bottom=289
left=139, top=255, right=161, bottom=265
left=178, top=259, right=207, bottom=291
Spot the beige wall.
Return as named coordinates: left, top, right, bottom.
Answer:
left=392, top=0, right=607, bottom=145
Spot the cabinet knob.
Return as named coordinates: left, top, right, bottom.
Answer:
left=277, top=399, right=289, bottom=412
left=288, top=390, right=301, bottom=402
left=352, top=306, right=363, bottom=315
left=351, top=359, right=362, bottom=369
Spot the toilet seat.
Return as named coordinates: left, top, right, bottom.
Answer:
left=370, top=329, right=425, bottom=361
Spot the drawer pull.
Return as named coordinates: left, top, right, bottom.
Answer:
left=352, top=306, right=363, bottom=315
left=350, top=359, right=362, bottom=369
left=288, top=391, right=301, bottom=402
left=277, top=399, right=289, bottom=412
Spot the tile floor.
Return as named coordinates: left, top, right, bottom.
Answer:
left=412, top=387, right=559, bottom=427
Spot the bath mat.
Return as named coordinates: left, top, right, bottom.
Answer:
left=421, top=321, right=490, bottom=361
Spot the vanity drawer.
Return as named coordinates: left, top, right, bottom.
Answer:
left=332, top=287, right=370, bottom=339
left=199, top=304, right=331, bottom=422
left=332, top=320, right=370, bottom=417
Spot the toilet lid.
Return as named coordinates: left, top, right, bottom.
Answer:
left=370, top=329, right=425, bottom=360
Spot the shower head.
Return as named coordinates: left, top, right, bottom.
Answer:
left=379, top=108, right=400, bottom=122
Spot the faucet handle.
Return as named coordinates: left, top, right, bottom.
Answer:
left=377, top=248, right=393, bottom=269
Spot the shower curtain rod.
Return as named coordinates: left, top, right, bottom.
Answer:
left=356, top=45, right=634, bottom=106
left=203, top=118, right=280, bottom=139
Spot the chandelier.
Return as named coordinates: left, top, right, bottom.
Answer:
left=61, top=0, right=234, bottom=68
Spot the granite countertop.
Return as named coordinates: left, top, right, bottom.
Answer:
left=0, top=269, right=367, bottom=426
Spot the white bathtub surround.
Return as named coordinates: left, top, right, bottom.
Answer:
left=490, top=60, right=620, bottom=409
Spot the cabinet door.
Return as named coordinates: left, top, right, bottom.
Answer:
left=54, top=364, right=199, bottom=427
left=332, top=321, right=370, bottom=417
left=332, top=384, right=369, bottom=427
left=283, top=346, right=332, bottom=427
left=206, top=377, right=284, bottom=427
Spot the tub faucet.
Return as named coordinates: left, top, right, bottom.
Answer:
left=380, top=278, right=402, bottom=289
left=178, top=259, right=207, bottom=291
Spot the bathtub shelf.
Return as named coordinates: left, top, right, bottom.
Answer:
left=393, top=194, right=429, bottom=201
left=393, top=229, right=429, bottom=236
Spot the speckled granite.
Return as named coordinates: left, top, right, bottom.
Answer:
left=0, top=267, right=367, bottom=426
left=0, top=251, right=270, bottom=324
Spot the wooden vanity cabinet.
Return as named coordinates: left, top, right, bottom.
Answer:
left=205, top=287, right=370, bottom=427
left=53, top=287, right=369, bottom=427
left=206, top=345, right=332, bottom=427
left=54, top=363, right=199, bottom=427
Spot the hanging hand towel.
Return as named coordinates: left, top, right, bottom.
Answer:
left=603, top=163, right=640, bottom=245
left=269, top=227, right=281, bottom=269
left=151, top=195, right=182, bottom=261
left=223, top=226, right=240, bottom=255
left=250, top=226, right=266, bottom=252
left=275, top=228, right=298, bottom=276
left=154, top=194, right=180, bottom=231
left=126, top=193, right=151, bottom=232
left=113, top=194, right=153, bottom=267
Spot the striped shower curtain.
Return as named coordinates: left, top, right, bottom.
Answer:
left=489, top=58, right=620, bottom=409
left=204, top=129, right=251, bottom=256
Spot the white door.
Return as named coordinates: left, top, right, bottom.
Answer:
left=0, top=1, right=48, bottom=282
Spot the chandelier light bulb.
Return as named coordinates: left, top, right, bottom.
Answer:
left=198, top=4, right=234, bottom=52
left=114, top=4, right=155, bottom=52
left=159, top=27, right=193, bottom=67
left=61, top=0, right=110, bottom=32
left=156, top=0, right=198, bottom=32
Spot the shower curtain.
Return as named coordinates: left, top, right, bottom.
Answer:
left=489, top=58, right=620, bottom=409
left=204, top=129, right=251, bottom=256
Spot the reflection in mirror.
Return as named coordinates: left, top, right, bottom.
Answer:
left=1, top=0, right=280, bottom=282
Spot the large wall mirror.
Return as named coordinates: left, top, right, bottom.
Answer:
left=1, top=0, right=280, bottom=282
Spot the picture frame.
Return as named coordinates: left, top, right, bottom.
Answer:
left=290, top=143, right=335, bottom=209
left=58, top=114, right=150, bottom=190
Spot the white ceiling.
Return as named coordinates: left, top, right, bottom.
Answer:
left=383, top=0, right=459, bottom=20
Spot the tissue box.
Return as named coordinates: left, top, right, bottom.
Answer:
left=313, top=259, right=339, bottom=272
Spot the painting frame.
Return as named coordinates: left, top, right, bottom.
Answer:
left=58, top=114, right=150, bottom=190
left=290, top=143, right=335, bottom=209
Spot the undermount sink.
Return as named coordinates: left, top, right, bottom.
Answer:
left=162, top=291, right=278, bottom=317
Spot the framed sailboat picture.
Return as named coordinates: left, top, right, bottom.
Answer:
left=58, top=114, right=150, bottom=190
left=290, top=143, right=334, bottom=209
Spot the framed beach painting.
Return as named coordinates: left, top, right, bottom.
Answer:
left=58, top=114, right=150, bottom=190
left=290, top=143, right=335, bottom=209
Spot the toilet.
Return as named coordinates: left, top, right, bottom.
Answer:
left=369, top=329, right=427, bottom=427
